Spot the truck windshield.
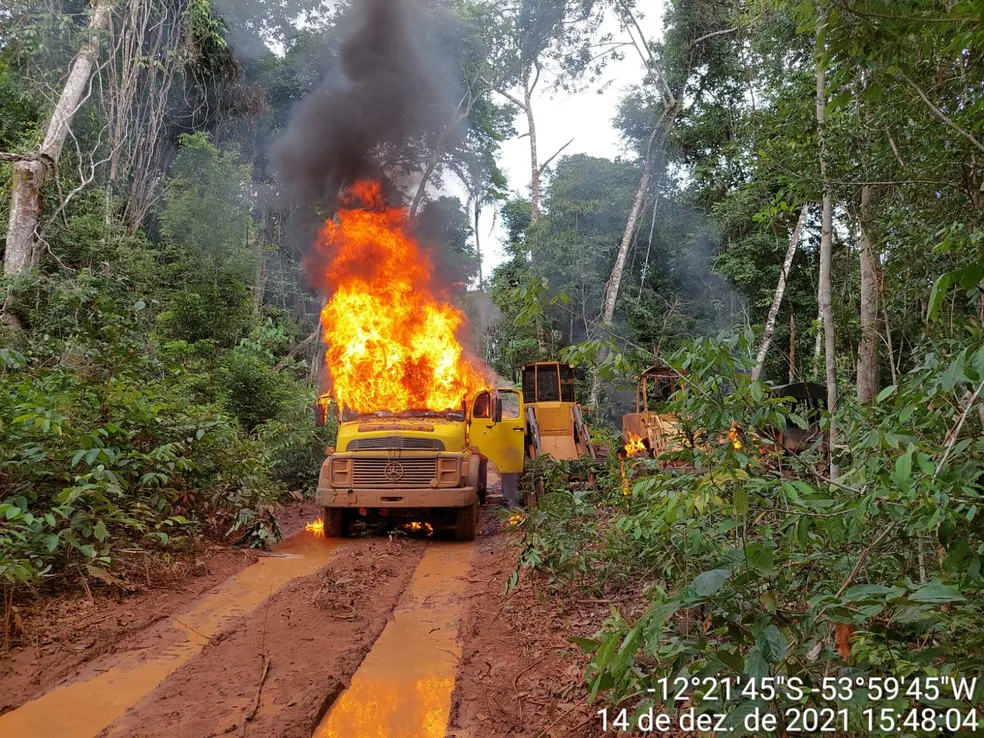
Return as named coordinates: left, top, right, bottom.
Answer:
left=340, top=407, right=466, bottom=423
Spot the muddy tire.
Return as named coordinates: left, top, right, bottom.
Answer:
left=323, top=507, right=347, bottom=538
left=478, top=458, right=488, bottom=505
left=455, top=502, right=478, bottom=541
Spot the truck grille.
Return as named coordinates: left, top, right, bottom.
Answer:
left=347, top=437, right=445, bottom=452
left=352, top=457, right=437, bottom=487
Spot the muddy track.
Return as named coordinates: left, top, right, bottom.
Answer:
left=1, top=500, right=599, bottom=738
left=102, top=537, right=427, bottom=738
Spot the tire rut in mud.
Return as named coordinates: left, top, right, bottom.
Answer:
left=98, top=537, right=427, bottom=738
left=0, top=502, right=321, bottom=719
left=447, top=504, right=599, bottom=738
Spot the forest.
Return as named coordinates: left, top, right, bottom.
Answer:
left=2, top=0, right=984, bottom=731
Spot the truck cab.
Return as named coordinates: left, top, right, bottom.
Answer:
left=315, top=387, right=526, bottom=540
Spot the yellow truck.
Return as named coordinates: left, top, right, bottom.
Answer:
left=315, top=387, right=528, bottom=540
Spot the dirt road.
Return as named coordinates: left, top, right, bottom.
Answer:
left=0, top=502, right=603, bottom=738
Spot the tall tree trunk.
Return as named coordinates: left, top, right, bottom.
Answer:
left=590, top=110, right=675, bottom=405
left=3, top=0, right=114, bottom=277
left=816, top=61, right=839, bottom=479
left=752, top=204, right=809, bottom=381
left=857, top=184, right=881, bottom=404
left=529, top=75, right=545, bottom=356
left=474, top=198, right=484, bottom=289
left=525, top=75, right=540, bottom=224
left=600, top=113, right=675, bottom=328
left=410, top=100, right=470, bottom=218
left=789, top=310, right=797, bottom=383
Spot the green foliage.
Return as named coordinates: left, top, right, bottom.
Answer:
left=521, top=332, right=984, bottom=724
left=0, top=338, right=282, bottom=588
left=154, top=133, right=258, bottom=346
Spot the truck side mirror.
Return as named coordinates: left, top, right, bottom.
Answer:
left=314, top=401, right=327, bottom=428
left=492, top=398, right=503, bottom=424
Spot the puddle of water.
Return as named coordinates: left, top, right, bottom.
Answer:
left=0, top=533, right=340, bottom=738
left=313, top=542, right=474, bottom=738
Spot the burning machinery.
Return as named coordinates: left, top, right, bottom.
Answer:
left=621, top=364, right=684, bottom=462
left=311, top=182, right=528, bottom=538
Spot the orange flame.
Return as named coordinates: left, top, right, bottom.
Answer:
left=624, top=432, right=646, bottom=457
left=313, top=181, right=488, bottom=414
left=401, top=521, right=434, bottom=535
left=305, top=518, right=325, bottom=537
left=728, top=422, right=743, bottom=450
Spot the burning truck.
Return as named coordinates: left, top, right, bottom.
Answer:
left=311, top=182, right=527, bottom=539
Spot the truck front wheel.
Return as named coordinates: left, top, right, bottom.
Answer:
left=455, top=501, right=478, bottom=541
left=323, top=507, right=348, bottom=538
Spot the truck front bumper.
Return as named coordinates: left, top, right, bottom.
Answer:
left=317, top=486, right=477, bottom=509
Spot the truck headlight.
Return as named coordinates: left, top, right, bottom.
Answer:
left=437, top=457, right=460, bottom=485
left=330, top=457, right=352, bottom=486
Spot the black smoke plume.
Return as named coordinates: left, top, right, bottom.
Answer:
left=272, top=0, right=453, bottom=205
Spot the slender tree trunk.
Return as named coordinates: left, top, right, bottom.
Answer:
left=474, top=198, right=484, bottom=289
left=525, top=76, right=540, bottom=224
left=410, top=104, right=469, bottom=217
left=529, top=74, right=546, bottom=356
left=789, top=310, right=797, bottom=383
left=752, top=203, right=810, bottom=381
left=591, top=109, right=676, bottom=405
left=857, top=184, right=881, bottom=404
left=816, top=61, right=839, bottom=479
left=3, top=0, right=114, bottom=277
left=600, top=119, right=669, bottom=327
left=410, top=137, right=447, bottom=218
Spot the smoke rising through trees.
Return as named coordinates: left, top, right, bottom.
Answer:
left=271, top=0, right=458, bottom=207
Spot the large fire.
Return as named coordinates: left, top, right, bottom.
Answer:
left=313, top=181, right=488, bottom=413
left=624, top=432, right=646, bottom=457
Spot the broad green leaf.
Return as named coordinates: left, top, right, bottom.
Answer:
left=745, top=544, right=775, bottom=576
left=843, top=584, right=900, bottom=602
left=944, top=538, right=969, bottom=572
left=909, top=580, right=964, bottom=604
left=891, top=452, right=913, bottom=490
left=716, top=648, right=744, bottom=674
left=755, top=625, right=788, bottom=664
left=93, top=521, right=108, bottom=542
left=686, top=569, right=731, bottom=599
left=569, top=636, right=600, bottom=653
left=928, top=272, right=950, bottom=322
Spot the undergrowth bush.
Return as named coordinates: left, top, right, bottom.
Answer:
left=518, top=332, right=984, bottom=733
left=0, top=269, right=322, bottom=594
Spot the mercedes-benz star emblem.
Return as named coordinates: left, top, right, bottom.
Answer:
left=384, top=461, right=405, bottom=482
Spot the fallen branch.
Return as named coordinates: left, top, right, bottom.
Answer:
left=835, top=523, right=895, bottom=597
left=935, top=379, right=984, bottom=479
left=534, top=695, right=588, bottom=738
left=0, top=152, right=46, bottom=163
left=752, top=203, right=810, bottom=381
left=243, top=654, right=270, bottom=729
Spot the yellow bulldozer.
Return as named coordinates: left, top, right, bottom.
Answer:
left=519, top=361, right=596, bottom=461
left=621, top=364, right=684, bottom=461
